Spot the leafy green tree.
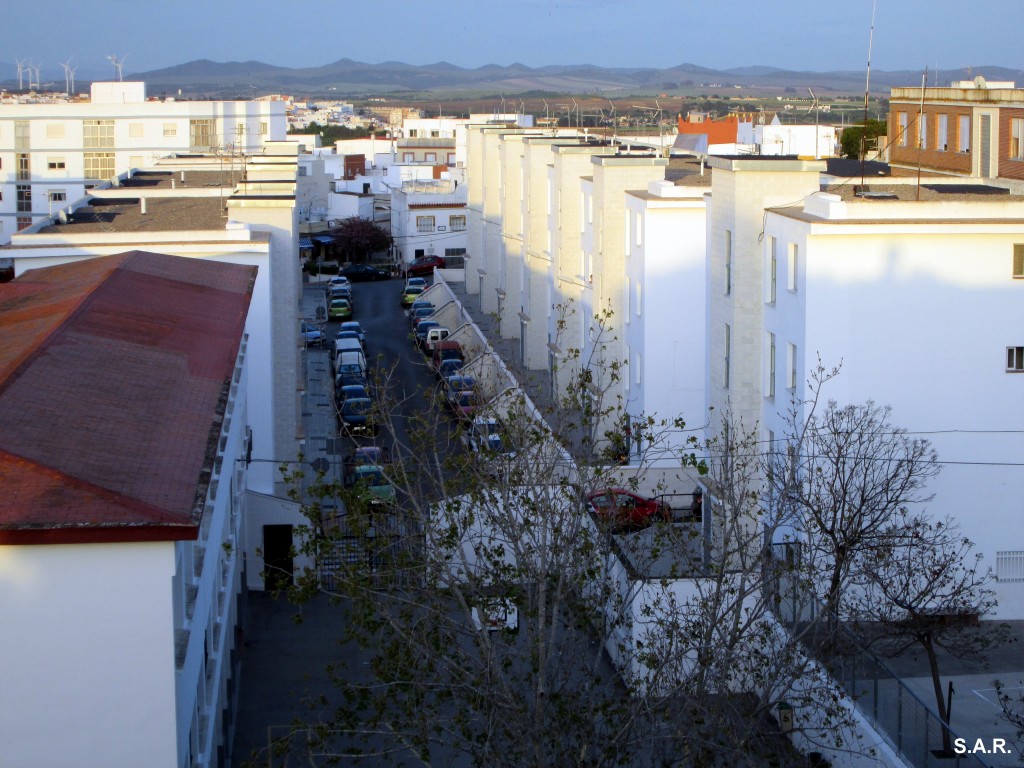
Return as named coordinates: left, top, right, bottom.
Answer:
left=840, top=119, right=886, bottom=159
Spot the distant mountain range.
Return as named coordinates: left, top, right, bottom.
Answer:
left=4, top=58, right=1023, bottom=98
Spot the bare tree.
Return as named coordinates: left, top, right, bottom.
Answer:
left=853, top=515, right=1002, bottom=754
left=771, top=365, right=941, bottom=636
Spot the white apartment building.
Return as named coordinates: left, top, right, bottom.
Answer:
left=0, top=252, right=255, bottom=768
left=757, top=183, right=1024, bottom=618
left=0, top=81, right=286, bottom=242
left=389, top=178, right=468, bottom=267
left=1, top=142, right=311, bottom=594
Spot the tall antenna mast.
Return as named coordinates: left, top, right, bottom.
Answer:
left=915, top=67, right=928, bottom=200
left=860, top=0, right=878, bottom=185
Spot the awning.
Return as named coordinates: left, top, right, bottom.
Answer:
left=313, top=235, right=335, bottom=244
left=299, top=237, right=313, bottom=249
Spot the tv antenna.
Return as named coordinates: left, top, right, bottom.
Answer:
left=860, top=0, right=878, bottom=185
left=806, top=87, right=820, bottom=159
left=107, top=54, right=127, bottom=81
left=61, top=59, right=76, bottom=96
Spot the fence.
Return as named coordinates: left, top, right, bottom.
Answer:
left=770, top=567, right=987, bottom=768
left=318, top=512, right=423, bottom=591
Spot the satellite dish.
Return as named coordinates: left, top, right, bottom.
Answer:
left=57, top=209, right=69, bottom=224
left=110, top=175, right=120, bottom=187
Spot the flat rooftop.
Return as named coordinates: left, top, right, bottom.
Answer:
left=665, top=155, right=714, bottom=187
left=120, top=170, right=244, bottom=190
left=822, top=182, right=1024, bottom=203
left=36, top=196, right=228, bottom=234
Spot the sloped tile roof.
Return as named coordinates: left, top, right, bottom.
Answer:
left=0, top=251, right=256, bottom=544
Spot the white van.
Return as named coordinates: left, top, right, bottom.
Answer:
left=424, top=326, right=450, bottom=351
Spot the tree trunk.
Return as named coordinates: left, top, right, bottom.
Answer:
left=922, top=633, right=953, bottom=754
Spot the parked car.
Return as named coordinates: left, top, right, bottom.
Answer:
left=335, top=368, right=368, bottom=390
left=335, top=383, right=370, bottom=407
left=443, top=374, right=476, bottom=403
left=587, top=489, right=670, bottom=531
left=414, top=320, right=440, bottom=347
left=401, top=286, right=425, bottom=307
left=462, top=418, right=508, bottom=454
left=450, top=390, right=481, bottom=421
left=407, top=300, right=434, bottom=315
left=423, top=326, right=451, bottom=352
left=338, top=397, right=378, bottom=437
left=408, top=306, right=436, bottom=328
left=431, top=340, right=464, bottom=373
left=343, top=464, right=396, bottom=504
left=436, top=358, right=464, bottom=379
left=329, top=298, right=353, bottom=320
left=405, top=255, right=445, bottom=278
left=300, top=321, right=325, bottom=348
left=327, top=276, right=351, bottom=289
left=405, top=277, right=427, bottom=290
left=338, top=321, right=366, bottom=347
left=334, top=330, right=361, bottom=349
left=340, top=263, right=390, bottom=282
left=344, top=445, right=392, bottom=470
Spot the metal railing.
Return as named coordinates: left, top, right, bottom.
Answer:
left=769, top=568, right=987, bottom=768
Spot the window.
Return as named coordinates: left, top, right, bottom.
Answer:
left=635, top=211, right=643, bottom=248
left=425, top=152, right=437, bottom=163
left=1008, top=346, right=1024, bottom=372
left=15, top=121, right=29, bottom=150
left=787, top=342, right=797, bottom=389
left=996, top=551, right=1024, bottom=582
left=189, top=119, right=216, bottom=151
left=260, top=122, right=268, bottom=136
left=1012, top=119, right=1024, bottom=160
left=16, top=217, right=32, bottom=232
left=16, top=184, right=31, bottom=213
left=1014, top=244, right=1024, bottom=278
left=46, top=123, right=64, bottom=139
left=635, top=281, right=642, bottom=318
left=83, top=152, right=115, bottom=180
left=47, top=157, right=66, bottom=170
left=635, top=351, right=642, bottom=387
left=163, top=123, right=177, bottom=137
left=787, top=243, right=798, bottom=292
left=129, top=122, right=144, bottom=138
left=48, top=190, right=66, bottom=203
left=16, top=154, right=30, bottom=180
left=937, top=114, right=948, bottom=151
left=767, top=333, right=776, bottom=398
left=402, top=152, right=414, bottom=162
left=958, top=115, right=971, bottom=152
left=724, top=324, right=731, bottom=388
left=444, top=247, right=466, bottom=257
left=725, top=229, right=733, bottom=295
left=430, top=130, right=440, bottom=138
left=129, top=155, right=143, bottom=169
left=416, top=215, right=435, bottom=233
left=83, top=119, right=114, bottom=148
left=408, top=129, right=418, bottom=138
left=918, top=112, right=927, bottom=149
left=767, top=237, right=777, bottom=304
left=898, top=112, right=908, bottom=146
left=449, top=214, right=466, bottom=231
left=447, top=152, right=456, bottom=164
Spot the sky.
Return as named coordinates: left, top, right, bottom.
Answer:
left=2, top=0, right=1021, bottom=81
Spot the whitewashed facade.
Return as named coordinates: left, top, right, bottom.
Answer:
left=0, top=82, right=286, bottom=242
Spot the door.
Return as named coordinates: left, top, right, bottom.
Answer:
left=262, top=524, right=294, bottom=590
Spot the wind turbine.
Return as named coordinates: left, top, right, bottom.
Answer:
left=60, top=58, right=75, bottom=96
left=107, top=54, right=127, bottom=82
left=15, top=58, right=27, bottom=90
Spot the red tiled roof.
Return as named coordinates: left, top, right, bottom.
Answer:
left=0, top=251, right=257, bottom=544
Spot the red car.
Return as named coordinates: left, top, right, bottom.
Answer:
left=405, top=255, right=445, bottom=277
left=587, top=489, right=670, bottom=530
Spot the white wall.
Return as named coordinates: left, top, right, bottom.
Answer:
left=765, top=195, right=1024, bottom=618
left=0, top=542, right=179, bottom=768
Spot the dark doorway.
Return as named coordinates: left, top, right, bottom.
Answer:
left=262, top=524, right=294, bottom=590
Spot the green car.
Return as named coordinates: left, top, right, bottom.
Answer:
left=329, top=298, right=353, bottom=320
left=344, top=464, right=396, bottom=504
left=400, top=286, right=424, bottom=307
